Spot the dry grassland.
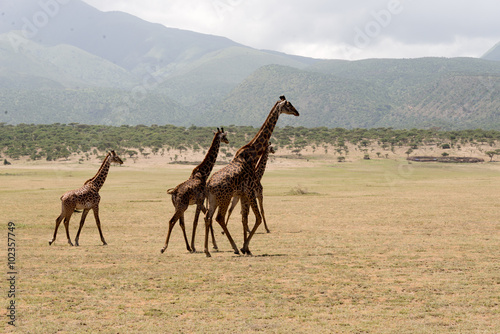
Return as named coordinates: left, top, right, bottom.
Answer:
left=1, top=157, right=499, bottom=333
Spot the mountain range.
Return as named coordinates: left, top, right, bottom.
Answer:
left=0, top=0, right=499, bottom=129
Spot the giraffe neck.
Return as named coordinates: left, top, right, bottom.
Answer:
left=192, top=133, right=221, bottom=180
left=255, top=149, right=271, bottom=181
left=249, top=101, right=280, bottom=148
left=85, top=153, right=111, bottom=191
left=234, top=101, right=280, bottom=167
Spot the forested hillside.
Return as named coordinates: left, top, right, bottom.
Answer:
left=0, top=88, right=187, bottom=125
left=1, top=57, right=499, bottom=130
left=207, top=59, right=500, bottom=129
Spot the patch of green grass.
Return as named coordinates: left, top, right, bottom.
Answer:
left=287, top=185, right=319, bottom=196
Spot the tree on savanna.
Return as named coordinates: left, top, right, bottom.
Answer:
left=485, top=149, right=500, bottom=162
left=126, top=150, right=138, bottom=158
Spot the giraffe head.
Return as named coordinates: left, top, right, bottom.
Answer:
left=277, top=95, right=299, bottom=117
left=83, top=150, right=123, bottom=188
left=215, top=127, right=229, bottom=144
left=109, top=150, right=124, bottom=165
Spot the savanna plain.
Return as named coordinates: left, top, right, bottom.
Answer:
left=1, top=156, right=499, bottom=333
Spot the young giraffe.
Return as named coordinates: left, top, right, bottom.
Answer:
left=204, top=96, right=299, bottom=257
left=49, top=151, right=123, bottom=246
left=225, top=144, right=275, bottom=233
left=161, top=128, right=229, bottom=254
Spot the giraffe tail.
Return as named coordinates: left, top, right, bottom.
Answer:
left=167, top=187, right=178, bottom=195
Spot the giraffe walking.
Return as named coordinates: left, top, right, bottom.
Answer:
left=161, top=128, right=229, bottom=254
left=225, top=144, right=275, bottom=233
left=49, top=151, right=123, bottom=246
left=204, top=96, right=299, bottom=257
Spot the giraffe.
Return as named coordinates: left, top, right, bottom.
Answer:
left=49, top=151, right=123, bottom=246
left=225, top=144, right=275, bottom=233
left=161, top=128, right=229, bottom=254
left=203, top=96, right=299, bottom=257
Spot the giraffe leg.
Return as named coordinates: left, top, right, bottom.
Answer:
left=209, top=220, right=218, bottom=251
left=63, top=215, right=74, bottom=247
left=200, top=205, right=217, bottom=250
left=245, top=197, right=252, bottom=234
left=179, top=215, right=192, bottom=252
left=49, top=214, right=64, bottom=245
left=215, top=204, right=240, bottom=255
left=241, top=197, right=262, bottom=255
left=258, top=194, right=270, bottom=233
left=161, top=212, right=180, bottom=254
left=204, top=211, right=214, bottom=258
left=240, top=198, right=251, bottom=243
left=224, top=196, right=240, bottom=232
left=190, top=206, right=201, bottom=253
left=74, top=208, right=90, bottom=247
left=92, top=207, right=107, bottom=246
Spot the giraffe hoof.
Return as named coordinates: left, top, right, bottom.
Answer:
left=205, top=253, right=212, bottom=258
left=160, top=248, right=166, bottom=254
left=102, top=241, right=107, bottom=246
left=240, top=248, right=252, bottom=255
left=49, top=241, right=53, bottom=246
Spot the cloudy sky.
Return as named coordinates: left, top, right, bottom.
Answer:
left=81, top=0, right=500, bottom=60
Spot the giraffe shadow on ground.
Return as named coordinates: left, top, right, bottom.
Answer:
left=186, top=249, right=289, bottom=257
left=253, top=253, right=288, bottom=258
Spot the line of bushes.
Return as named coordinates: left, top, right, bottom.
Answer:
left=1, top=123, right=499, bottom=161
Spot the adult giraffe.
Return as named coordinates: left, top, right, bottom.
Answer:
left=161, top=128, right=228, bottom=254
left=49, top=151, right=123, bottom=246
left=203, top=96, right=299, bottom=257
left=225, top=144, right=275, bottom=233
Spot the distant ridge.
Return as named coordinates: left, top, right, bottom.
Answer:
left=482, top=42, right=500, bottom=61
left=0, top=0, right=241, bottom=73
left=0, top=0, right=499, bottom=130
left=205, top=59, right=500, bottom=129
